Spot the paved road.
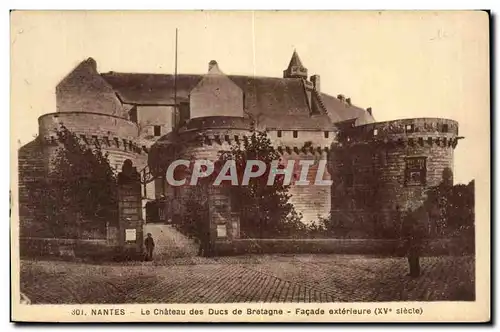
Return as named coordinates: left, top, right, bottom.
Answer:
left=20, top=255, right=475, bottom=304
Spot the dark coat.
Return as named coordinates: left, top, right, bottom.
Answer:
left=145, top=237, right=155, bottom=249
left=401, top=207, right=429, bottom=256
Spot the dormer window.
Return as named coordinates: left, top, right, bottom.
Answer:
left=179, top=102, right=190, bottom=124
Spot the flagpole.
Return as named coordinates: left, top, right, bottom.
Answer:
left=174, top=28, right=178, bottom=121
left=171, top=28, right=178, bottom=202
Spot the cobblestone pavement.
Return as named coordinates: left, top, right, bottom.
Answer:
left=20, top=255, right=475, bottom=304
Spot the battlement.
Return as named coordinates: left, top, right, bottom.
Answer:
left=177, top=122, right=331, bottom=157
left=337, top=118, right=460, bottom=148
left=40, top=132, right=147, bottom=155
left=38, top=112, right=139, bottom=140
left=276, top=145, right=330, bottom=157
left=38, top=112, right=148, bottom=159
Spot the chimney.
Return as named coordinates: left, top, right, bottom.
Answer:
left=367, top=107, right=373, bottom=115
left=310, top=75, right=321, bottom=92
left=337, top=94, right=345, bottom=102
left=346, top=98, right=351, bottom=106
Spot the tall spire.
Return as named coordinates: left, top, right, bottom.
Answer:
left=283, top=49, right=308, bottom=79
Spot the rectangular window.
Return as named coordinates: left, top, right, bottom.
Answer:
left=277, top=130, right=282, bottom=138
left=154, top=125, right=161, bottom=136
left=442, top=124, right=449, bottom=133
left=293, top=130, right=298, bottom=138
left=405, top=156, right=427, bottom=186
left=373, top=129, right=378, bottom=136
left=324, top=131, right=329, bottom=138
left=405, top=124, right=415, bottom=133
left=129, top=106, right=138, bottom=123
left=179, top=102, right=190, bottom=124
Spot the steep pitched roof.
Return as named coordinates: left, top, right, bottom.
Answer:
left=320, top=93, right=374, bottom=126
left=100, top=72, right=374, bottom=129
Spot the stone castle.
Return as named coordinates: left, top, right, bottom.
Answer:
left=18, top=51, right=461, bottom=244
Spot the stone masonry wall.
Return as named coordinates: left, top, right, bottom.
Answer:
left=38, top=112, right=146, bottom=172
left=279, top=151, right=331, bottom=224
left=330, top=118, right=459, bottom=237
left=18, top=139, right=46, bottom=236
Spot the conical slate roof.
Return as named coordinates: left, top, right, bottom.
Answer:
left=286, top=50, right=304, bottom=70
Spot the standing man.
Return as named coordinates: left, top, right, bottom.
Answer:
left=401, top=206, right=427, bottom=277
left=144, top=233, right=155, bottom=261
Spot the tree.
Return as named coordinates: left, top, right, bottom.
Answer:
left=215, top=131, right=304, bottom=238
left=39, top=125, right=118, bottom=238
left=424, top=168, right=474, bottom=238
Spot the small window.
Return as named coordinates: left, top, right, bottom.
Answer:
left=154, top=125, right=161, bottom=136
left=324, top=131, right=329, bottom=138
left=129, top=106, right=138, bottom=123
left=293, top=131, right=298, bottom=138
left=405, top=124, right=415, bottom=133
left=179, top=102, right=190, bottom=124
left=277, top=130, right=282, bottom=138
left=405, top=156, right=427, bottom=186
left=373, top=129, right=378, bottom=136
left=442, top=124, right=449, bottom=133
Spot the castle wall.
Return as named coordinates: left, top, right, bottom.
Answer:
left=267, top=129, right=334, bottom=148
left=18, top=139, right=46, bottom=236
left=266, top=129, right=333, bottom=224
left=137, top=105, right=175, bottom=140
left=38, top=112, right=146, bottom=172
left=330, top=118, right=459, bottom=238
left=279, top=151, right=331, bottom=223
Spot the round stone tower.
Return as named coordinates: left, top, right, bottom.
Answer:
left=329, top=118, right=460, bottom=238
left=148, top=116, right=253, bottom=241
left=38, top=112, right=146, bottom=173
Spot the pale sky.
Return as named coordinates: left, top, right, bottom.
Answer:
left=10, top=11, right=489, bottom=185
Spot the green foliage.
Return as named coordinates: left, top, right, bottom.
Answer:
left=37, top=125, right=118, bottom=238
